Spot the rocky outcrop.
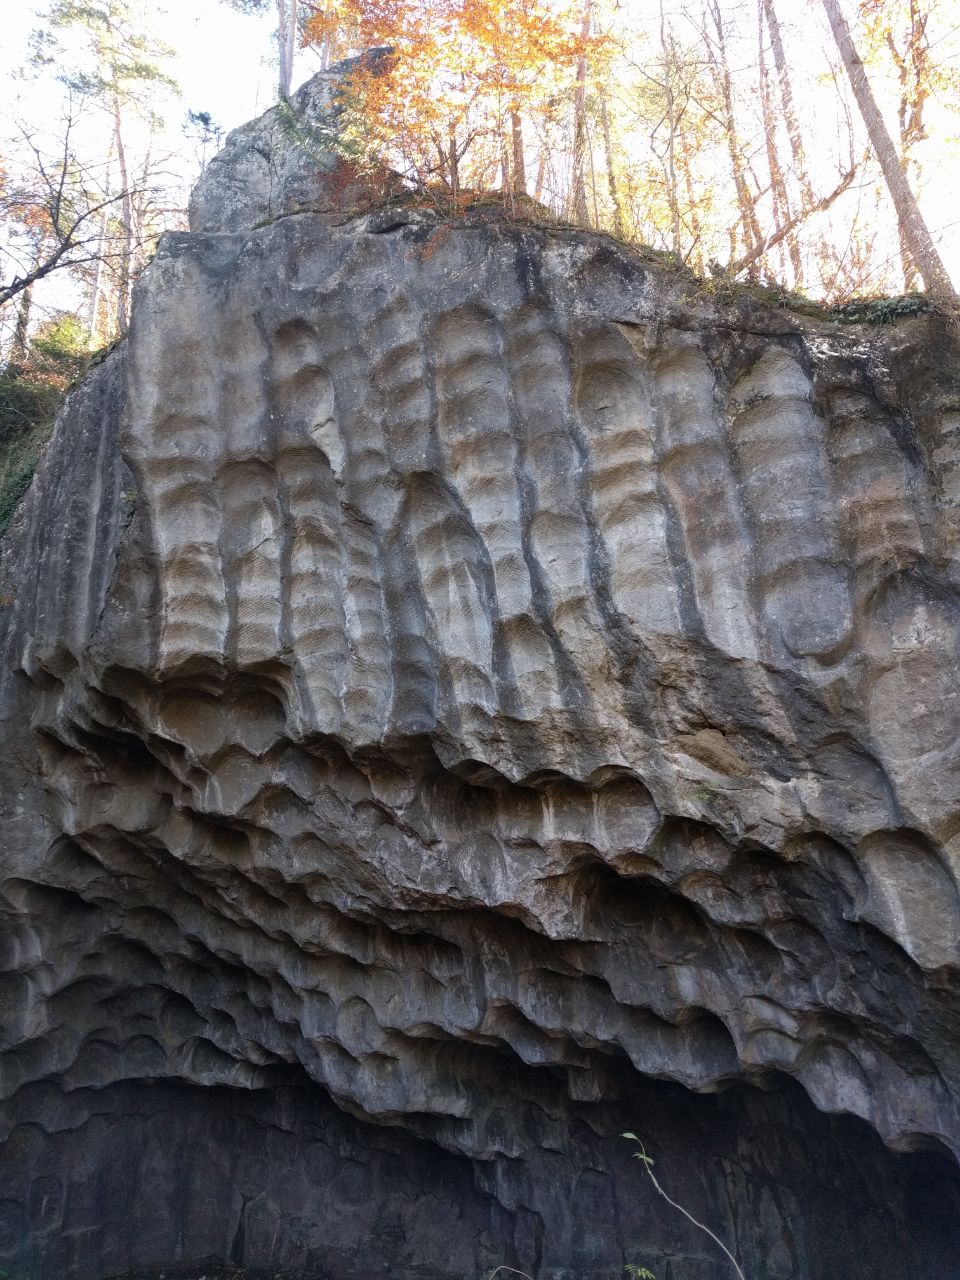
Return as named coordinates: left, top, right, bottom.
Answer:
left=3, top=81, right=960, bottom=1280
left=189, top=51, right=395, bottom=235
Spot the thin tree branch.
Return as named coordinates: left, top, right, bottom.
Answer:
left=727, top=163, right=857, bottom=276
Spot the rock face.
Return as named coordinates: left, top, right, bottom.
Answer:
left=4, top=81, right=960, bottom=1280
left=189, top=52, right=395, bottom=236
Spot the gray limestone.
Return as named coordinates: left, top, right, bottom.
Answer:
left=3, top=70, right=960, bottom=1280
left=189, top=52, right=394, bottom=235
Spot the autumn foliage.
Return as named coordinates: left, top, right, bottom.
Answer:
left=4, top=0, right=960, bottom=365
left=303, top=0, right=599, bottom=210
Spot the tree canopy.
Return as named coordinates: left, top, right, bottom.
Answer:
left=2, top=0, right=960, bottom=364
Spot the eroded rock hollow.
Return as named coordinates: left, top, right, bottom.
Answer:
left=3, top=75, right=960, bottom=1279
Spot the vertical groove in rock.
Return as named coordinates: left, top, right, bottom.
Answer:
left=3, top=100, right=960, bottom=1276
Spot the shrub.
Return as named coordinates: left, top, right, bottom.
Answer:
left=0, top=313, right=94, bottom=537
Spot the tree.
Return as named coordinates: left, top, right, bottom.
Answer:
left=612, top=17, right=723, bottom=269
left=598, top=87, right=625, bottom=238
left=221, top=0, right=300, bottom=98
left=0, top=104, right=137, bottom=313
left=703, top=0, right=763, bottom=270
left=761, top=0, right=815, bottom=210
left=32, top=0, right=179, bottom=332
left=0, top=313, right=94, bottom=536
left=757, top=0, right=794, bottom=280
left=569, top=0, right=593, bottom=224
left=821, top=0, right=955, bottom=302
left=456, top=0, right=587, bottom=200
left=2, top=0, right=954, bottom=321
left=184, top=110, right=225, bottom=175
left=857, top=0, right=960, bottom=288
left=277, top=0, right=298, bottom=97
left=636, top=2, right=694, bottom=258
left=761, top=0, right=841, bottom=287
left=302, top=0, right=591, bottom=210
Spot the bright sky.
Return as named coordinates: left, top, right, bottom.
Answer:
left=1, top=0, right=959, bottom=310
left=0, top=0, right=327, bottom=329
left=0, top=0, right=316, bottom=139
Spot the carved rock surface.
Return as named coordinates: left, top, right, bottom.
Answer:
left=3, top=193, right=960, bottom=1279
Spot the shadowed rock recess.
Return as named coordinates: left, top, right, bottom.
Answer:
left=4, top=81, right=960, bottom=1280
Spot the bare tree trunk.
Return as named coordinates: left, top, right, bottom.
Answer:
left=315, top=3, right=333, bottom=71
left=885, top=0, right=930, bottom=289
left=277, top=0, right=297, bottom=98
left=898, top=217, right=919, bottom=290
left=570, top=0, right=593, bottom=226
left=681, top=138, right=704, bottom=273
left=660, top=0, right=682, bottom=256
left=727, top=161, right=856, bottom=274
left=757, top=0, right=794, bottom=281
left=821, top=0, right=954, bottom=302
left=599, top=91, right=626, bottom=238
left=286, top=0, right=298, bottom=93
left=510, top=108, right=526, bottom=197
left=277, top=0, right=289, bottom=98
left=707, top=0, right=762, bottom=268
left=762, top=0, right=814, bottom=204
left=113, top=98, right=133, bottom=335
left=87, top=137, right=114, bottom=344
left=448, top=132, right=459, bottom=208
left=499, top=133, right=516, bottom=215
left=764, top=0, right=841, bottom=288
left=131, top=136, right=153, bottom=286
left=588, top=117, right=600, bottom=227
left=10, top=283, right=33, bottom=366
left=7, top=238, right=46, bottom=364
left=87, top=251, right=106, bottom=342
left=533, top=150, right=547, bottom=202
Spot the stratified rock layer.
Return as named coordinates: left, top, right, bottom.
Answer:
left=3, top=200, right=960, bottom=1279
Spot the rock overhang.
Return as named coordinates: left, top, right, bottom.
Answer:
left=3, top=76, right=960, bottom=1280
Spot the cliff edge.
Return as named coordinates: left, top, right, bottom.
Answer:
left=3, top=73, right=960, bottom=1279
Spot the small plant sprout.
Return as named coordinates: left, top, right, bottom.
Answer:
left=621, top=1133, right=747, bottom=1280
left=625, top=1265, right=656, bottom=1279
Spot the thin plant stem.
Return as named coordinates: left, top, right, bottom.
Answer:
left=622, top=1134, right=747, bottom=1280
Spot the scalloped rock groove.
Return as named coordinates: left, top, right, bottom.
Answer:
left=3, top=75, right=960, bottom=1280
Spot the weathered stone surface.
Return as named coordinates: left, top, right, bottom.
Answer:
left=189, top=53, right=394, bottom=235
left=4, top=127, right=960, bottom=1277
